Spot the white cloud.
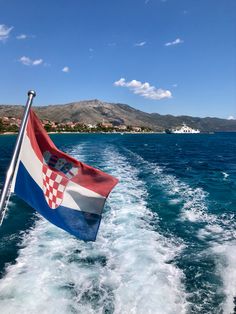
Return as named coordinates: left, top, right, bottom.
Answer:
left=114, top=78, right=172, bottom=100
left=134, top=41, right=146, bottom=47
left=16, top=34, right=27, bottom=40
left=32, top=59, right=43, bottom=65
left=16, top=34, right=35, bottom=40
left=19, top=56, right=31, bottom=66
left=227, top=115, right=235, bottom=120
left=165, top=38, right=184, bottom=46
left=0, top=24, right=13, bottom=41
left=62, top=66, right=70, bottom=73
left=19, top=56, right=43, bottom=66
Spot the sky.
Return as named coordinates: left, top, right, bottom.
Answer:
left=0, top=0, right=235, bottom=118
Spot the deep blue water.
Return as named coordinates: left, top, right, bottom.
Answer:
left=0, top=133, right=235, bottom=313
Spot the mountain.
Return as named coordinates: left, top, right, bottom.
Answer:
left=0, top=99, right=235, bottom=132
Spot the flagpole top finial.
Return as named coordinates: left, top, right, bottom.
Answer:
left=28, top=90, right=36, bottom=98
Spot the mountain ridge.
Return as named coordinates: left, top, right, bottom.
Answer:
left=0, top=99, right=235, bottom=132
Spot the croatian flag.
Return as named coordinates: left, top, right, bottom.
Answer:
left=11, top=110, right=118, bottom=241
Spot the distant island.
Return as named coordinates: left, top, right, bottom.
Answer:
left=0, top=99, right=236, bottom=133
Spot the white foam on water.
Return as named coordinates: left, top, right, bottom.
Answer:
left=122, top=149, right=236, bottom=312
left=100, top=148, right=188, bottom=313
left=198, top=214, right=236, bottom=313
left=222, top=172, right=229, bottom=180
left=212, top=242, right=236, bottom=313
left=123, top=149, right=215, bottom=225
left=197, top=224, right=224, bottom=241
left=0, top=146, right=188, bottom=314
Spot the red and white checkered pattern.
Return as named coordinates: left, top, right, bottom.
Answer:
left=42, top=165, right=68, bottom=209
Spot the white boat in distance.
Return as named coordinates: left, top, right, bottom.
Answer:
left=172, top=123, right=200, bottom=134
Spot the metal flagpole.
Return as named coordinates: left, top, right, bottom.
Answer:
left=0, top=90, right=36, bottom=224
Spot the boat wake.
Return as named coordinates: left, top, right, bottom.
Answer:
left=0, top=144, right=187, bottom=314
left=122, top=147, right=236, bottom=313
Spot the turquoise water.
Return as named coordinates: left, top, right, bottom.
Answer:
left=0, top=133, right=235, bottom=313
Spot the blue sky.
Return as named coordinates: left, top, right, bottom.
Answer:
left=0, top=0, right=235, bottom=118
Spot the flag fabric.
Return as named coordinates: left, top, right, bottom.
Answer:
left=11, top=109, right=118, bottom=241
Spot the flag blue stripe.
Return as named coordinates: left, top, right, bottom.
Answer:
left=14, top=162, right=101, bottom=241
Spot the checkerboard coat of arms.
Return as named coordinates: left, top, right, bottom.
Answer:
left=42, top=151, right=78, bottom=209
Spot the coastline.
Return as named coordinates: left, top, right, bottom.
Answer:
left=1, top=131, right=232, bottom=136
left=0, top=131, right=163, bottom=136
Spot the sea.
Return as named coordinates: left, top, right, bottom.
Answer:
left=0, top=132, right=235, bottom=314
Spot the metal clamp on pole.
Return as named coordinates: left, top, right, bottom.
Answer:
left=0, top=90, right=36, bottom=224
